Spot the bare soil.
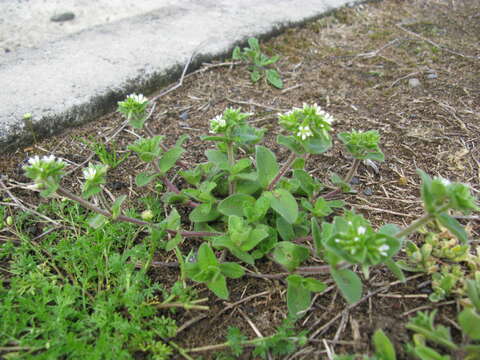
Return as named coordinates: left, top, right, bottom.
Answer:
left=1, top=0, right=479, bottom=358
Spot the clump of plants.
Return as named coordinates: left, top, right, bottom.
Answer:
left=398, top=226, right=480, bottom=302
left=232, top=37, right=283, bottom=88
left=21, top=92, right=478, bottom=329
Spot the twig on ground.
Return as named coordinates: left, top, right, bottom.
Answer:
left=308, top=273, right=425, bottom=339
left=402, top=300, right=456, bottom=317
left=390, top=71, right=420, bottom=88
left=396, top=23, right=479, bottom=61
left=238, top=307, right=273, bottom=360
left=356, top=38, right=402, bottom=58
left=226, top=97, right=288, bottom=112
left=0, top=179, right=60, bottom=226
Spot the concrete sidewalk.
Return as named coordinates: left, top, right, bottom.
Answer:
left=0, top=0, right=356, bottom=152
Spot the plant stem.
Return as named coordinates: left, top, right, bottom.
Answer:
left=267, top=152, right=297, bottom=191
left=344, top=158, right=361, bottom=184
left=394, top=212, right=434, bottom=239
left=56, top=187, right=220, bottom=238
left=323, top=158, right=361, bottom=200
left=226, top=142, right=236, bottom=194
left=156, top=302, right=210, bottom=311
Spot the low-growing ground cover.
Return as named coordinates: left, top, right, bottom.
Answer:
left=1, top=0, right=479, bottom=359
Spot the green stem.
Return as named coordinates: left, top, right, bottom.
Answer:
left=175, top=246, right=186, bottom=282
left=323, top=158, right=361, bottom=200
left=56, top=187, right=221, bottom=238
left=394, top=213, right=434, bottom=239
left=267, top=152, right=297, bottom=191
left=226, top=141, right=236, bottom=194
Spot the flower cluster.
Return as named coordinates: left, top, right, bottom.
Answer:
left=325, top=212, right=398, bottom=267
left=23, top=155, right=66, bottom=196
left=279, top=103, right=334, bottom=141
left=209, top=114, right=227, bottom=134
left=209, top=108, right=251, bottom=134
left=117, top=93, right=150, bottom=129
left=82, top=163, right=108, bottom=199
left=419, top=170, right=479, bottom=215
left=337, top=130, right=384, bottom=161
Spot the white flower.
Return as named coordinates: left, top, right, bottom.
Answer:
left=378, top=244, right=390, bottom=257
left=320, top=111, right=334, bottom=125
left=440, top=178, right=451, bottom=187
left=209, top=115, right=227, bottom=133
left=296, top=125, right=313, bottom=140
left=83, top=166, right=97, bottom=181
left=127, top=93, right=148, bottom=104
left=303, top=103, right=321, bottom=114
left=42, top=155, right=56, bottom=163
left=357, top=226, right=366, bottom=235
left=27, top=155, right=41, bottom=167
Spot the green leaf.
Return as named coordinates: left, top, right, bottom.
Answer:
left=218, top=194, right=256, bottom=217
left=189, top=203, right=221, bottom=223
left=219, top=262, right=245, bottom=279
left=158, top=146, right=184, bottom=174
left=265, top=189, right=298, bottom=224
left=266, top=69, right=283, bottom=89
left=87, top=213, right=107, bottom=229
left=459, top=308, right=480, bottom=340
left=197, top=243, right=219, bottom=268
left=231, top=158, right=252, bottom=175
left=287, top=275, right=311, bottom=318
left=277, top=134, right=305, bottom=155
left=277, top=216, right=295, bottom=241
left=248, top=37, right=260, bottom=51
left=373, top=329, right=396, bottom=360
left=291, top=157, right=305, bottom=170
left=330, top=268, right=362, bottom=304
left=251, top=70, right=262, bottom=83
left=165, top=234, right=182, bottom=251
left=110, top=195, right=126, bottom=220
left=272, top=242, right=309, bottom=272
left=413, top=345, right=451, bottom=360
left=436, top=212, right=468, bottom=244
left=311, top=218, right=323, bottom=255
left=293, top=169, right=316, bottom=197
left=135, top=172, right=158, bottom=187
left=385, top=258, right=406, bottom=283
left=303, top=136, right=332, bottom=154
left=303, top=278, right=327, bottom=292
left=207, top=273, right=229, bottom=299
left=206, top=149, right=230, bottom=170
left=232, top=46, right=241, bottom=60
left=256, top=145, right=279, bottom=189
left=418, top=169, right=435, bottom=214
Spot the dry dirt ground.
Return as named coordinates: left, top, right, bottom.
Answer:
left=1, top=0, right=479, bottom=358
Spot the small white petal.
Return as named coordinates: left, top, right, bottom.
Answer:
left=28, top=156, right=41, bottom=166
left=357, top=226, right=366, bottom=235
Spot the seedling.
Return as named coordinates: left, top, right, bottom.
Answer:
left=232, top=37, right=283, bottom=88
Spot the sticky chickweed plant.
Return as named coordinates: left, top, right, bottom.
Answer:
left=232, top=37, right=283, bottom=89
left=21, top=93, right=479, bottom=357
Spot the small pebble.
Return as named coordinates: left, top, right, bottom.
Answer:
left=179, top=111, right=189, bottom=121
left=350, top=176, right=360, bottom=185
left=408, top=78, right=421, bottom=88
left=426, top=73, right=438, bottom=79
left=50, top=11, right=75, bottom=22
left=363, top=187, right=373, bottom=196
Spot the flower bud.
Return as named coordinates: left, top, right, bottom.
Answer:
left=141, top=209, right=154, bottom=221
